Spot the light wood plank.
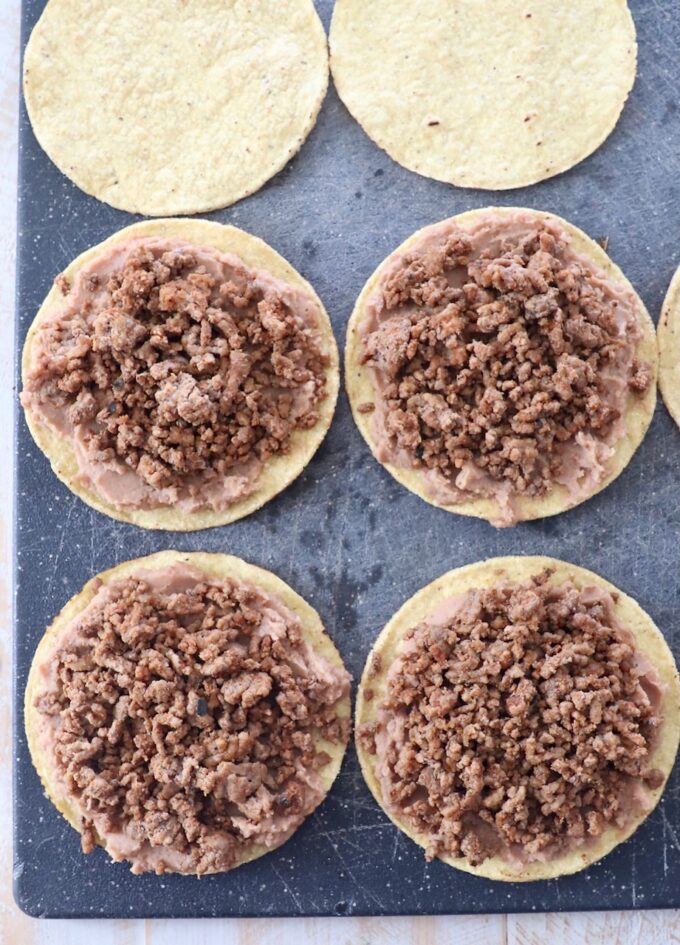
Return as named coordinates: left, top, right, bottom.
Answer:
left=146, top=914, right=505, bottom=945
left=509, top=911, right=680, bottom=945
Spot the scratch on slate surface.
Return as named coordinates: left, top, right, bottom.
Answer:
left=631, top=849, right=638, bottom=908
left=661, top=808, right=680, bottom=854
left=33, top=835, right=57, bottom=854
left=314, top=824, right=392, bottom=835
left=284, top=500, right=303, bottom=576
left=54, top=226, right=77, bottom=271
left=317, top=827, right=386, bottom=910
left=43, top=494, right=78, bottom=603
left=391, top=829, right=399, bottom=864
left=270, top=863, right=303, bottom=913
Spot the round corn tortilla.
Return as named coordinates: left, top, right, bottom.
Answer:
left=658, top=263, right=680, bottom=430
left=25, top=550, right=351, bottom=875
left=356, top=555, right=680, bottom=882
left=21, top=218, right=339, bottom=531
left=329, top=0, right=636, bottom=191
left=345, top=207, right=657, bottom=526
left=23, top=0, right=328, bottom=215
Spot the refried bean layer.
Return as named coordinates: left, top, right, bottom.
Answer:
left=358, top=212, right=650, bottom=525
left=359, top=573, right=664, bottom=867
left=22, top=237, right=330, bottom=512
left=32, top=564, right=350, bottom=875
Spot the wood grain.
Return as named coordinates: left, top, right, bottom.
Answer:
left=508, top=912, right=680, bottom=945
left=0, top=2, right=677, bottom=942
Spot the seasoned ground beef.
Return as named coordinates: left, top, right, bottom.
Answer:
left=361, top=573, right=663, bottom=866
left=26, top=240, right=328, bottom=502
left=362, top=222, right=649, bottom=498
left=35, top=571, right=350, bottom=874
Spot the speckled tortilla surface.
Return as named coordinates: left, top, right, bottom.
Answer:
left=658, top=264, right=680, bottom=430
left=330, top=0, right=636, bottom=190
left=23, top=0, right=329, bottom=215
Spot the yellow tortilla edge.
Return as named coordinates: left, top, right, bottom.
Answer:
left=25, top=549, right=351, bottom=875
left=658, top=262, right=680, bottom=430
left=355, top=554, right=680, bottom=882
left=21, top=218, right=339, bottom=531
left=345, top=207, right=657, bottom=526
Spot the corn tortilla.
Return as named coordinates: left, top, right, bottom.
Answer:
left=356, top=555, right=680, bottom=882
left=25, top=550, right=351, bottom=874
left=658, top=263, right=680, bottom=430
left=24, top=0, right=328, bottom=215
left=21, top=218, right=339, bottom=531
left=330, top=0, right=636, bottom=191
left=345, top=207, right=657, bottom=526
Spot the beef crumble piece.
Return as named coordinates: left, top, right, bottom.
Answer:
left=36, top=575, right=349, bottom=875
left=32, top=243, right=328, bottom=498
left=362, top=225, right=649, bottom=497
left=362, top=574, right=663, bottom=867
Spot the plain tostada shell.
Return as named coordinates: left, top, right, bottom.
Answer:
left=24, top=0, right=329, bottom=215
left=330, top=0, right=636, bottom=191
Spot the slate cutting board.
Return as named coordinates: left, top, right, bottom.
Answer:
left=13, top=0, right=680, bottom=918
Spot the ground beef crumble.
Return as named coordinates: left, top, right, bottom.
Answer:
left=361, top=574, right=663, bottom=867
left=28, top=241, right=328, bottom=501
left=362, top=223, right=649, bottom=498
left=35, top=574, right=350, bottom=875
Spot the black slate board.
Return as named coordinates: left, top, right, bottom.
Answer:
left=13, top=0, right=680, bottom=919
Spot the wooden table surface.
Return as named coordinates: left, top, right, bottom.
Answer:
left=1, top=4, right=678, bottom=943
